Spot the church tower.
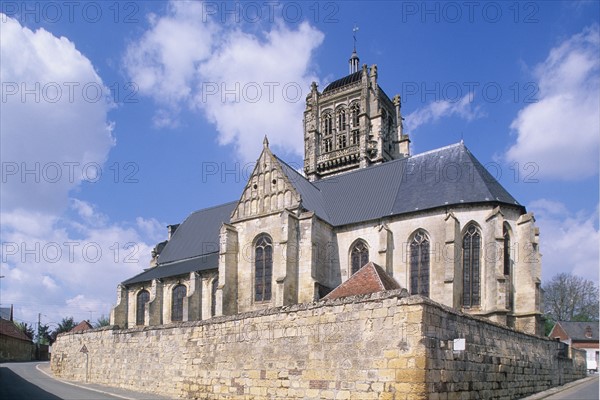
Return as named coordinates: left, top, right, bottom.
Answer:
left=303, top=36, right=410, bottom=181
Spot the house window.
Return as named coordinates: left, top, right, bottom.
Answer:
left=351, top=103, right=360, bottom=127
left=211, top=277, right=218, bottom=317
left=350, top=240, right=369, bottom=275
left=323, top=113, right=332, bottom=135
left=136, top=290, right=150, bottom=326
left=255, top=234, right=273, bottom=302
left=171, top=285, right=186, bottom=322
left=462, top=224, right=481, bottom=307
left=337, top=108, right=346, bottom=131
left=410, top=230, right=430, bottom=297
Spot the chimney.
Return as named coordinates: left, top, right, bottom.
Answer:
left=168, top=224, right=180, bottom=240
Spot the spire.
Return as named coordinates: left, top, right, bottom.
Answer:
left=263, top=135, right=269, bottom=148
left=349, top=24, right=360, bottom=74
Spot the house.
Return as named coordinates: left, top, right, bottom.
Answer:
left=0, top=318, right=34, bottom=362
left=69, top=320, right=94, bottom=333
left=111, top=48, right=543, bottom=335
left=549, top=321, right=599, bottom=372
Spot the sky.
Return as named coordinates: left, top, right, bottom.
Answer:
left=1, top=1, right=598, bottom=329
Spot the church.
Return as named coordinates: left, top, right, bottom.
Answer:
left=110, top=48, right=543, bottom=336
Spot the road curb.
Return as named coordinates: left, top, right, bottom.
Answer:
left=521, top=375, right=598, bottom=399
left=35, top=362, right=136, bottom=400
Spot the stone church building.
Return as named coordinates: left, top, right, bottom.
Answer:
left=111, top=51, right=543, bottom=336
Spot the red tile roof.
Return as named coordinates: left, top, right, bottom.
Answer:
left=0, top=319, right=33, bottom=342
left=324, top=261, right=401, bottom=300
left=70, top=320, right=93, bottom=333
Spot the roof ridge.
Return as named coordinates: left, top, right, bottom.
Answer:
left=189, top=200, right=238, bottom=215
left=315, top=142, right=465, bottom=184
left=464, top=148, right=521, bottom=206
left=273, top=155, right=321, bottom=192
left=408, top=142, right=464, bottom=159
left=317, top=155, right=405, bottom=184
left=371, top=262, right=386, bottom=288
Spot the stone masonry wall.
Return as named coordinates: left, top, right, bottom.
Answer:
left=420, top=299, right=586, bottom=399
left=51, top=291, right=585, bottom=400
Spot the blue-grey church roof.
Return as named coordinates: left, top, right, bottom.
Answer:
left=278, top=142, right=522, bottom=226
left=122, top=202, right=235, bottom=286
left=123, top=142, right=523, bottom=285
left=157, top=201, right=236, bottom=264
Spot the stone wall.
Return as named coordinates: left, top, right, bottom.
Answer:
left=0, top=335, right=34, bottom=362
left=52, top=291, right=585, bottom=399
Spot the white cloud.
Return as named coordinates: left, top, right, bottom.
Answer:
left=0, top=14, right=115, bottom=215
left=1, top=204, right=156, bottom=326
left=529, top=199, right=599, bottom=284
left=404, top=94, right=486, bottom=133
left=0, top=15, right=160, bottom=326
left=506, top=25, right=600, bottom=181
left=123, top=1, right=324, bottom=162
left=124, top=1, right=218, bottom=110
left=136, top=217, right=166, bottom=244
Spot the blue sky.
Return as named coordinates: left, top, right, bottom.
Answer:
left=1, top=1, right=598, bottom=327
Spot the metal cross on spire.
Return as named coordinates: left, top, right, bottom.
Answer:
left=353, top=24, right=359, bottom=52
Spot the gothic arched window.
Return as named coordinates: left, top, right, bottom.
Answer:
left=350, top=240, right=369, bottom=275
left=337, top=108, right=346, bottom=131
left=503, top=223, right=511, bottom=276
left=171, top=284, right=186, bottom=322
left=351, top=130, right=359, bottom=146
left=211, top=277, right=218, bottom=317
left=410, top=230, right=430, bottom=297
left=255, top=234, right=273, bottom=302
left=503, top=223, right=513, bottom=310
left=323, top=138, right=333, bottom=153
left=337, top=133, right=347, bottom=149
left=136, top=290, right=150, bottom=326
left=462, top=224, right=481, bottom=307
left=351, top=103, right=360, bottom=127
left=323, top=113, right=332, bottom=136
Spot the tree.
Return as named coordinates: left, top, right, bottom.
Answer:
left=51, top=316, right=77, bottom=342
left=94, top=315, right=110, bottom=328
left=16, top=322, right=35, bottom=340
left=543, top=273, right=599, bottom=330
left=38, top=323, right=52, bottom=345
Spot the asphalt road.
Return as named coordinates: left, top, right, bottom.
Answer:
left=0, top=362, right=170, bottom=400
left=544, top=375, right=599, bottom=400
left=0, top=362, right=126, bottom=400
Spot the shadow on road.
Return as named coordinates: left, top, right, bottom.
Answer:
left=0, top=366, right=63, bottom=400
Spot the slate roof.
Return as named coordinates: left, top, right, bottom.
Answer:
left=324, top=262, right=400, bottom=300
left=278, top=142, right=522, bottom=226
left=323, top=70, right=363, bottom=93
left=157, top=201, right=236, bottom=264
left=555, top=321, right=599, bottom=342
left=122, top=202, right=235, bottom=286
left=0, top=319, right=32, bottom=342
left=123, top=252, right=219, bottom=286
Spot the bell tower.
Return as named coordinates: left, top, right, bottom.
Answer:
left=303, top=31, right=410, bottom=181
